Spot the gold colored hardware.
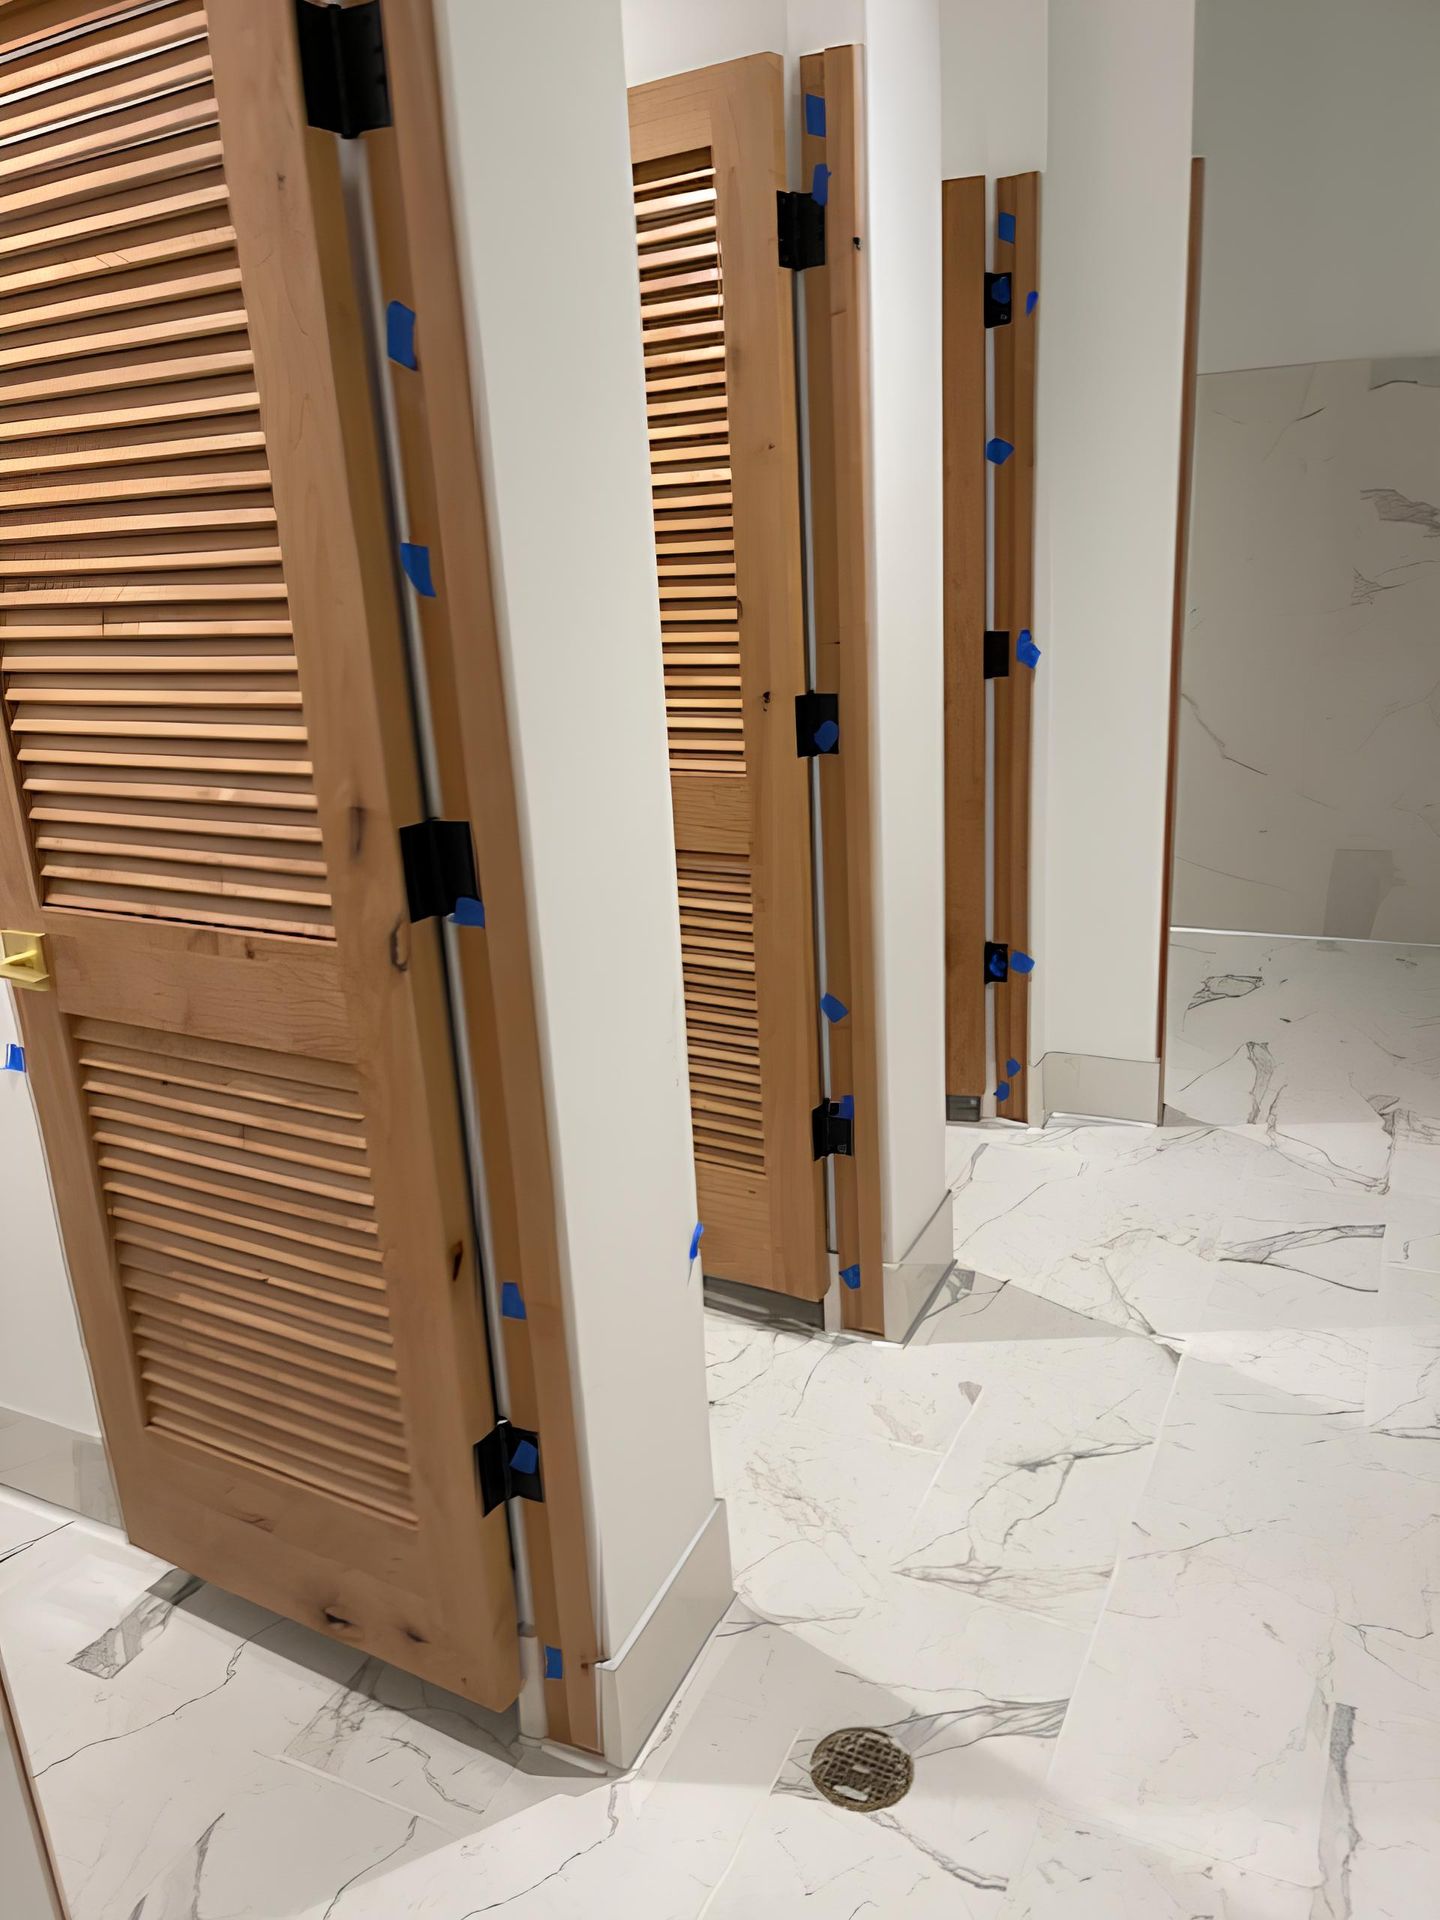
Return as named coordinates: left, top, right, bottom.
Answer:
left=0, top=930, right=50, bottom=991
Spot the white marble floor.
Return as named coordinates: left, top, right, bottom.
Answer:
left=1, top=931, right=1437, bottom=1916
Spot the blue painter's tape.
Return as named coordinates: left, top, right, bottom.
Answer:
left=1006, top=1058, right=1021, bottom=1077
left=838, top=1093, right=854, bottom=1120
left=450, top=895, right=486, bottom=928
left=820, top=992, right=849, bottom=1024
left=995, top=1080, right=1011, bottom=1101
left=804, top=92, right=827, bottom=137
left=688, top=1221, right=705, bottom=1263
left=840, top=1263, right=861, bottom=1290
left=386, top=300, right=417, bottom=369
left=501, top=1281, right=526, bottom=1321
left=400, top=542, right=436, bottom=597
left=986, top=437, right=1014, bottom=465
left=1011, top=950, right=1036, bottom=975
left=511, top=1438, right=539, bottom=1477
left=544, top=1645, right=563, bottom=1681
left=998, top=210, right=1016, bottom=243
left=1025, top=289, right=1039, bottom=315
left=813, top=717, right=840, bottom=752
left=1016, top=631, right=1041, bottom=669
left=992, top=273, right=1011, bottom=303
left=812, top=162, right=831, bottom=207
left=2, top=1043, right=23, bottom=1073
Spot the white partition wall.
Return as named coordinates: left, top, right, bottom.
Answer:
left=435, top=0, right=729, bottom=1760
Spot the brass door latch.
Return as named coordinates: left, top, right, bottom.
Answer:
left=0, top=931, right=50, bottom=991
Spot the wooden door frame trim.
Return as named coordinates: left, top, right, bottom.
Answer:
left=1156, top=157, right=1206, bottom=1073
left=799, top=45, right=884, bottom=1333
left=940, top=173, right=988, bottom=1118
left=991, top=172, right=1040, bottom=1125
left=354, top=0, right=601, bottom=1751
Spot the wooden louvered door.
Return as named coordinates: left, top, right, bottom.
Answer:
left=629, top=56, right=826, bottom=1302
left=0, top=0, right=519, bottom=1706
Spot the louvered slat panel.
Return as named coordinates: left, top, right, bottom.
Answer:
left=0, top=3, right=332, bottom=936
left=636, top=153, right=767, bottom=1180
left=72, top=1016, right=415, bottom=1522
left=676, top=850, right=764, bottom=1172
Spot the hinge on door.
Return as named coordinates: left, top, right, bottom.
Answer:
left=812, top=1097, right=854, bottom=1160
left=295, top=0, right=392, bottom=138
left=398, top=818, right=481, bottom=924
left=984, top=271, right=1012, bottom=327
left=984, top=941, right=1009, bottom=984
left=475, top=1420, right=544, bottom=1516
left=983, top=631, right=1011, bottom=679
left=777, top=191, right=826, bottom=270
left=795, top=690, right=839, bottom=756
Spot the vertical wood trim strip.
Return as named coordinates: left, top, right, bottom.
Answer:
left=2, top=1654, right=70, bottom=1920
left=1157, top=157, right=1206, bottom=1066
left=800, top=46, right=883, bottom=1335
left=992, top=172, right=1040, bottom=1123
left=363, top=0, right=602, bottom=1751
left=941, top=175, right=987, bottom=1107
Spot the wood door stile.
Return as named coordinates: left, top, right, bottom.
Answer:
left=363, top=0, right=602, bottom=1751
left=799, top=48, right=882, bottom=1334
left=941, top=175, right=987, bottom=1112
left=629, top=56, right=826, bottom=1301
left=991, top=172, right=1039, bottom=1123
left=0, top=0, right=517, bottom=1707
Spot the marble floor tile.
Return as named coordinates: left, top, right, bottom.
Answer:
left=707, top=1579, right=1087, bottom=1917
left=720, top=1416, right=943, bottom=1627
left=705, top=1312, right=983, bottom=1456
left=1311, top=1703, right=1440, bottom=1920
left=1000, top=1811, right=1314, bottom=1919
left=1202, top=1185, right=1387, bottom=1330
left=894, top=1334, right=1177, bottom=1628
left=1045, top=1514, right=1340, bottom=1887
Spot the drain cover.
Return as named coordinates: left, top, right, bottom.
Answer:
left=808, top=1726, right=914, bottom=1812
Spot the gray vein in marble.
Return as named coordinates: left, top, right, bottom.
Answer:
left=126, top=1813, right=221, bottom=1920
left=322, top=1815, right=420, bottom=1920
left=870, top=1809, right=1009, bottom=1892
left=70, top=1569, right=204, bottom=1680
left=1362, top=487, right=1440, bottom=537
left=1189, top=973, right=1263, bottom=1010
left=1313, top=1704, right=1358, bottom=1920
left=0, top=1518, right=68, bottom=1566
left=38, top=1617, right=286, bottom=1777
left=1181, top=692, right=1271, bottom=777
left=1216, top=1223, right=1383, bottom=1287
left=459, top=1780, right=622, bottom=1916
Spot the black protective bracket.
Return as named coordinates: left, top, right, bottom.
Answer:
left=984, top=941, right=1010, bottom=985
left=475, top=1420, right=544, bottom=1516
left=398, top=818, right=479, bottom=924
left=984, top=270, right=1013, bottom=328
left=295, top=0, right=392, bottom=138
left=983, top=631, right=1011, bottom=679
left=812, top=1098, right=855, bottom=1161
left=795, top=690, right=839, bottom=757
left=777, top=191, right=826, bottom=270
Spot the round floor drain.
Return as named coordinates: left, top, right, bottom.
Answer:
left=808, top=1726, right=914, bottom=1812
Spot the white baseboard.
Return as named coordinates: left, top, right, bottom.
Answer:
left=1037, top=1051, right=1161, bottom=1126
left=883, top=1188, right=956, bottom=1344
left=596, top=1498, right=732, bottom=1768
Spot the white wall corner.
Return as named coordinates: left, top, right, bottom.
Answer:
left=436, top=0, right=718, bottom=1668
left=883, top=1185, right=956, bottom=1342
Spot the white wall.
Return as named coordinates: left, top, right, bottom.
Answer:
left=0, top=991, right=98, bottom=1438
left=865, top=0, right=948, bottom=1257
left=437, top=0, right=716, bottom=1655
left=1037, top=0, right=1195, bottom=1090
left=1195, top=0, right=1440, bottom=374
